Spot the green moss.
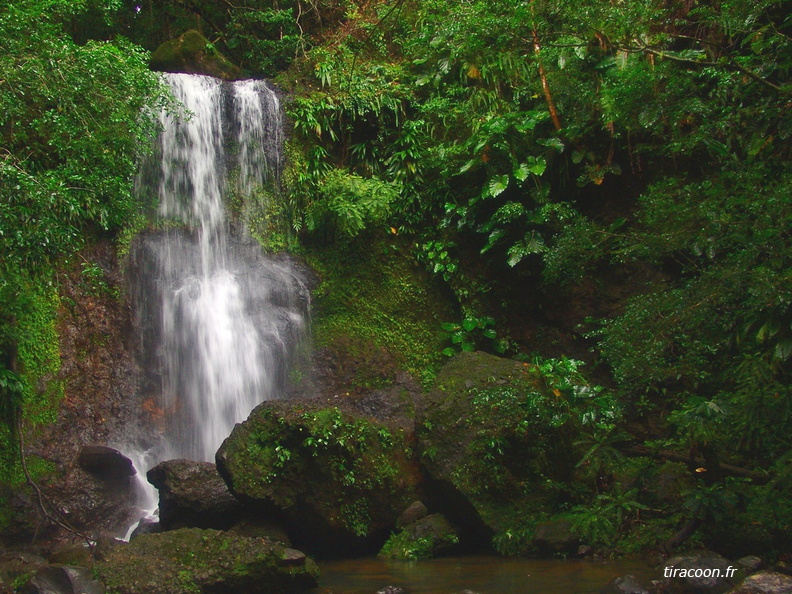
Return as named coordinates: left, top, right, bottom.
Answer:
left=303, top=232, right=454, bottom=387
left=0, top=273, right=68, bottom=535
left=17, top=283, right=62, bottom=425
left=0, top=281, right=62, bottom=526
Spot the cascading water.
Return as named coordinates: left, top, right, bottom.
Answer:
left=125, top=73, right=308, bottom=530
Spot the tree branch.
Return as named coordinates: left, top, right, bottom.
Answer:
left=624, top=445, right=768, bottom=483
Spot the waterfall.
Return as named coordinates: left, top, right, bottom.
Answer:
left=124, top=73, right=308, bottom=529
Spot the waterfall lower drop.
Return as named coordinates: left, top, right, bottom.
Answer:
left=125, top=73, right=308, bottom=535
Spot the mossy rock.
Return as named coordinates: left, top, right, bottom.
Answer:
left=97, top=528, right=318, bottom=594
left=150, top=30, right=242, bottom=80
left=216, top=391, right=422, bottom=555
left=378, top=513, right=459, bottom=560
left=417, top=351, right=584, bottom=553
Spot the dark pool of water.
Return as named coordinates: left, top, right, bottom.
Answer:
left=313, top=555, right=655, bottom=593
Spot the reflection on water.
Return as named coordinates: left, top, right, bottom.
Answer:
left=314, top=555, right=654, bottom=593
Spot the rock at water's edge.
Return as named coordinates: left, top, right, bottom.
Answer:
left=97, top=528, right=318, bottom=594
left=728, top=571, right=792, bottom=594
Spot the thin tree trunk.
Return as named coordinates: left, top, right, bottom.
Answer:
left=532, top=30, right=562, bottom=131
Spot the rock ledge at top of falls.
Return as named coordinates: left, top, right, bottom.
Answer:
left=150, top=30, right=243, bottom=80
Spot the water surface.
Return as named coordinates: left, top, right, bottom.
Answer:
left=315, top=555, right=654, bottom=593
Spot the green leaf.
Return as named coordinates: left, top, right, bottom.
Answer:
left=463, top=318, right=478, bottom=332
left=507, top=251, right=525, bottom=267
left=526, top=156, right=547, bottom=176
left=481, top=229, right=505, bottom=254
left=488, top=174, right=510, bottom=197
left=757, top=319, right=781, bottom=342
left=538, top=137, right=565, bottom=152
left=459, top=159, right=477, bottom=174
left=514, top=163, right=531, bottom=182
left=774, top=339, right=792, bottom=361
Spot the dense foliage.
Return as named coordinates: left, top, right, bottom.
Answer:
left=273, top=0, right=791, bottom=553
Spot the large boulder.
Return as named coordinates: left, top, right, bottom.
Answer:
left=216, top=384, right=421, bottom=555
left=416, top=351, right=591, bottom=554
left=147, top=460, right=242, bottom=530
left=96, top=528, right=318, bottom=594
left=150, top=30, right=242, bottom=80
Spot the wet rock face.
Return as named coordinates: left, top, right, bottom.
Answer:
left=150, top=30, right=243, bottom=80
left=147, top=460, right=243, bottom=531
left=2, top=242, right=145, bottom=544
left=216, top=386, right=422, bottom=556
left=97, top=528, right=318, bottom=594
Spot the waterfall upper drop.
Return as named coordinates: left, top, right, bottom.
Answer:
left=130, top=73, right=308, bottom=465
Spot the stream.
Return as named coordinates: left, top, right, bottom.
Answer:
left=313, top=555, right=654, bottom=593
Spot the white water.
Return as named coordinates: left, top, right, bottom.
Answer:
left=125, top=73, right=307, bottom=534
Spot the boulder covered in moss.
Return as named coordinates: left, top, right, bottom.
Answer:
left=96, top=528, right=318, bottom=594
left=417, top=351, right=613, bottom=554
left=150, top=30, right=242, bottom=80
left=216, top=386, right=422, bottom=555
left=378, top=513, right=459, bottom=560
